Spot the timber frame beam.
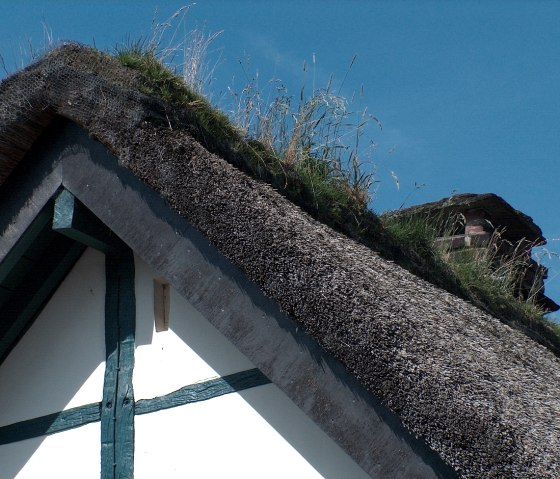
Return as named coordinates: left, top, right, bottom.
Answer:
left=53, top=188, right=137, bottom=479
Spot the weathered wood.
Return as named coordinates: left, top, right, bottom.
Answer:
left=0, top=202, right=52, bottom=285
left=101, top=249, right=135, bottom=479
left=153, top=279, right=170, bottom=332
left=114, top=249, right=136, bottom=479
left=101, top=252, right=119, bottom=479
left=135, top=369, right=271, bottom=416
left=0, top=238, right=85, bottom=364
left=0, top=402, right=101, bottom=445
left=53, top=189, right=118, bottom=254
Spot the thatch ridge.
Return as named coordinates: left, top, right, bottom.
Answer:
left=1, top=44, right=560, bottom=478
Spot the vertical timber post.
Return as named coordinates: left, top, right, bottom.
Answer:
left=101, top=248, right=136, bottom=479
left=53, top=189, right=136, bottom=477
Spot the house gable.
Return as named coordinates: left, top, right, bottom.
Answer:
left=0, top=43, right=559, bottom=478
left=0, top=118, right=455, bottom=478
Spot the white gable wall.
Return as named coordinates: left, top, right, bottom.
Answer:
left=133, top=257, right=255, bottom=400
left=0, top=247, right=106, bottom=426
left=0, top=249, right=371, bottom=478
left=0, top=422, right=101, bottom=479
left=135, top=388, right=369, bottom=479
left=132, top=254, right=371, bottom=479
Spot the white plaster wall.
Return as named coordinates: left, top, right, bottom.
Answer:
left=133, top=255, right=369, bottom=477
left=0, top=422, right=100, bottom=479
left=133, top=256, right=254, bottom=400
left=0, top=247, right=106, bottom=427
left=135, top=384, right=370, bottom=479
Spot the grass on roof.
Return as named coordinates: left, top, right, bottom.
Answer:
left=115, top=42, right=373, bottom=229
left=114, top=43, right=560, bottom=356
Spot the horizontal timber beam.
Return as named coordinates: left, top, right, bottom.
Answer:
left=0, top=369, right=269, bottom=445
left=136, top=369, right=271, bottom=416
left=0, top=402, right=101, bottom=446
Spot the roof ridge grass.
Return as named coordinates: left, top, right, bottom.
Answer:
left=113, top=45, right=560, bottom=357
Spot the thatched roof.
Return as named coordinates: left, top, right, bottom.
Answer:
left=1, top=44, right=560, bottom=478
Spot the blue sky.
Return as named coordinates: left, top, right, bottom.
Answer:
left=1, top=1, right=559, bottom=314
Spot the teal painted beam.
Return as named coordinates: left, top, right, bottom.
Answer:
left=53, top=189, right=118, bottom=254
left=0, top=239, right=85, bottom=365
left=101, top=253, right=119, bottom=479
left=101, top=249, right=136, bottom=479
left=0, top=203, right=52, bottom=285
left=0, top=369, right=269, bottom=447
left=114, top=249, right=136, bottom=479
left=0, top=402, right=101, bottom=446
left=136, top=369, right=271, bottom=415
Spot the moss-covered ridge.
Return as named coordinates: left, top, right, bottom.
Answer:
left=114, top=45, right=560, bottom=356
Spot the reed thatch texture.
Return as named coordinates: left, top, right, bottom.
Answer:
left=1, top=44, right=560, bottom=478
